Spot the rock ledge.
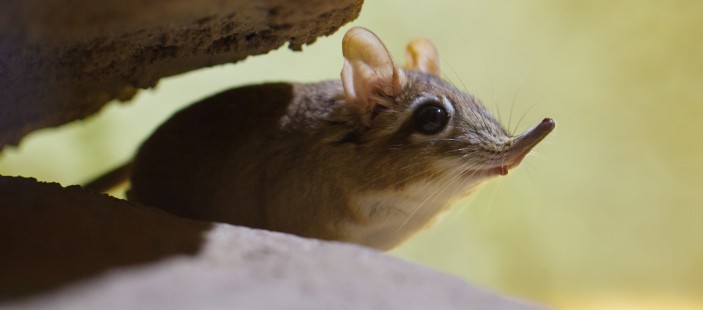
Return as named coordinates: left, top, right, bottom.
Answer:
left=0, top=176, right=543, bottom=309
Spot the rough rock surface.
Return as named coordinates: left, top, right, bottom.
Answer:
left=0, top=176, right=545, bottom=309
left=0, top=0, right=363, bottom=148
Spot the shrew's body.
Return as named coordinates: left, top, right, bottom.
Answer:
left=88, top=28, right=555, bottom=250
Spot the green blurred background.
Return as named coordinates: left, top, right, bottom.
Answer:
left=1, top=0, right=702, bottom=308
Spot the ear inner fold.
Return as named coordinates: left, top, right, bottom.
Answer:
left=341, top=27, right=406, bottom=125
left=404, top=38, right=440, bottom=76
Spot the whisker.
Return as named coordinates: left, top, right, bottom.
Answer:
left=478, top=177, right=503, bottom=227
left=508, top=84, right=522, bottom=135
left=356, top=161, right=435, bottom=191
left=440, top=56, right=471, bottom=95
left=396, top=167, right=450, bottom=231
left=512, top=98, right=544, bottom=135
left=398, top=157, right=489, bottom=232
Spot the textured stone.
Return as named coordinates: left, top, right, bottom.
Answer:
left=0, top=176, right=213, bottom=299
left=0, top=176, right=544, bottom=309
left=0, top=0, right=363, bottom=148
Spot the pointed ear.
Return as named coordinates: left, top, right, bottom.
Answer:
left=404, top=38, right=440, bottom=76
left=341, top=27, right=406, bottom=125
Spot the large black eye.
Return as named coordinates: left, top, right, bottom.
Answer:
left=413, top=103, right=448, bottom=135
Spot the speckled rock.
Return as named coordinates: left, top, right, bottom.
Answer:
left=0, top=0, right=363, bottom=148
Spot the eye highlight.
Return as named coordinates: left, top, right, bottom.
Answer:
left=413, top=102, right=449, bottom=135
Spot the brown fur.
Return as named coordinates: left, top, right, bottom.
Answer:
left=125, top=70, right=551, bottom=249
left=90, top=28, right=554, bottom=250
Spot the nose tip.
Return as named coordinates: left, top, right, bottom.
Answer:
left=510, top=117, right=556, bottom=154
left=499, top=117, right=555, bottom=174
left=541, top=118, right=556, bottom=131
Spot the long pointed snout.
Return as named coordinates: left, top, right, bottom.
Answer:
left=498, top=118, right=555, bottom=175
left=511, top=118, right=555, bottom=155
